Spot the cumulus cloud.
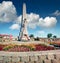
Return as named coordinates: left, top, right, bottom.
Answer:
left=15, top=13, right=40, bottom=29
left=52, top=10, right=60, bottom=16
left=15, top=15, right=22, bottom=24
left=39, top=17, right=57, bottom=28
left=27, top=13, right=39, bottom=29
left=9, top=24, right=20, bottom=30
left=27, top=13, right=57, bottom=28
left=0, top=1, right=57, bottom=30
left=10, top=13, right=57, bottom=30
left=0, top=1, right=17, bottom=22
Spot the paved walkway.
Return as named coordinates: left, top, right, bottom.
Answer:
left=0, top=41, right=49, bottom=46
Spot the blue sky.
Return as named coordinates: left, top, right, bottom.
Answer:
left=0, top=0, right=60, bottom=38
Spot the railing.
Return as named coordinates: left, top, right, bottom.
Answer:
left=0, top=50, right=60, bottom=63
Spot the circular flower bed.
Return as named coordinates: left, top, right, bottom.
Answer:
left=0, top=43, right=55, bottom=52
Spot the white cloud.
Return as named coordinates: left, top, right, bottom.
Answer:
left=0, top=1, right=56, bottom=29
left=39, top=17, right=57, bottom=28
left=0, top=1, right=17, bottom=22
left=0, top=1, right=57, bottom=30
left=27, top=13, right=57, bottom=28
left=10, top=13, right=57, bottom=30
left=15, top=13, right=40, bottom=29
left=27, top=13, right=39, bottom=29
left=52, top=10, right=60, bottom=16
left=27, top=13, right=39, bottom=22
left=15, top=15, right=22, bottom=24
left=13, top=13, right=57, bottom=30
left=9, top=24, right=20, bottom=30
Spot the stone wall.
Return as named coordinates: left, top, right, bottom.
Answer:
left=0, top=50, right=60, bottom=63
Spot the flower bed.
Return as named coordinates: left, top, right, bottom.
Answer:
left=0, top=43, right=55, bottom=52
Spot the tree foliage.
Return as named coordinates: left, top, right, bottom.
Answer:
left=53, top=35, right=57, bottom=38
left=29, top=34, right=34, bottom=38
left=47, top=33, right=52, bottom=38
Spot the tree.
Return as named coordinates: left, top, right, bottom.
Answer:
left=36, top=37, right=40, bottom=41
left=34, top=37, right=40, bottom=41
left=29, top=34, right=34, bottom=38
left=52, top=35, right=57, bottom=41
left=47, top=33, right=52, bottom=38
left=53, top=35, right=57, bottom=38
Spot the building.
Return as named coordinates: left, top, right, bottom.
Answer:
left=0, top=34, right=13, bottom=42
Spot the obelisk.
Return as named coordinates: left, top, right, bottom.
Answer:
left=18, top=3, right=30, bottom=41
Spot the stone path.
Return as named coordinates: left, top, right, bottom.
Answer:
left=0, top=41, right=49, bottom=45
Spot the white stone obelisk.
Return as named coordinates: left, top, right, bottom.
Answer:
left=18, top=3, right=30, bottom=41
